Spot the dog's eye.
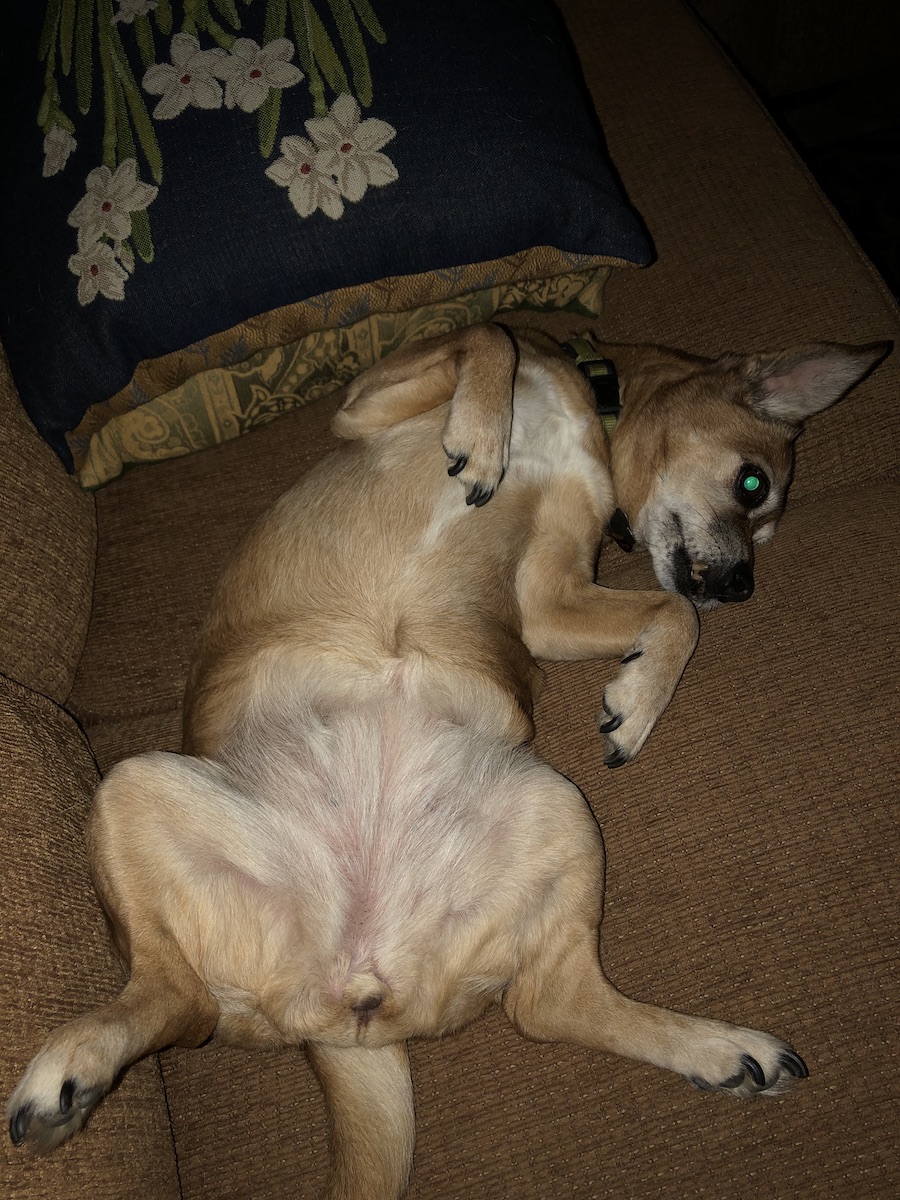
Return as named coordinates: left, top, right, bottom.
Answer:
left=735, top=464, right=770, bottom=508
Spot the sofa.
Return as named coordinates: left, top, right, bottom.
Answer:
left=2, top=1, right=897, bottom=1197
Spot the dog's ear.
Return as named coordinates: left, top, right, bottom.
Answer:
left=733, top=341, right=891, bottom=425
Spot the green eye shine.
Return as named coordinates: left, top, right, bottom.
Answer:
left=736, top=464, right=769, bottom=508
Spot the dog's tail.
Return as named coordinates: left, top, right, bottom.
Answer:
left=307, top=1041, right=415, bottom=1200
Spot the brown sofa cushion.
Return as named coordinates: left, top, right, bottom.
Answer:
left=0, top=676, right=180, bottom=1200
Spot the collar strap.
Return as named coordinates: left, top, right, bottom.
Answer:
left=561, top=337, right=621, bottom=434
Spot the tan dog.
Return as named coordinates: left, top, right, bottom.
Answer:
left=7, top=323, right=886, bottom=1197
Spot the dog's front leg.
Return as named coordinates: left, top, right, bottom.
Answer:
left=517, top=491, right=699, bottom=765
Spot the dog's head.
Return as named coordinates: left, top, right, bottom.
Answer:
left=601, top=341, right=889, bottom=607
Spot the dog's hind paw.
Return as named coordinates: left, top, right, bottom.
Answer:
left=7, top=1075, right=106, bottom=1154
left=6, top=1024, right=120, bottom=1154
left=679, top=1027, right=809, bottom=1100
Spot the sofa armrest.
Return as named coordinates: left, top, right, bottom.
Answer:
left=0, top=346, right=96, bottom=703
left=0, top=675, right=181, bottom=1199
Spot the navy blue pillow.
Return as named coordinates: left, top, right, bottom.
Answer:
left=0, top=0, right=651, bottom=469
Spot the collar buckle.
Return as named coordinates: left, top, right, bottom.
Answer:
left=562, top=337, right=621, bottom=419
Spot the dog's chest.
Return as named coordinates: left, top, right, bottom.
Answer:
left=509, top=370, right=610, bottom=512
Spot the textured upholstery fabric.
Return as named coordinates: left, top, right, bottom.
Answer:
left=5, top=1, right=899, bottom=1198
left=0, top=345, right=95, bottom=703
left=0, top=676, right=180, bottom=1200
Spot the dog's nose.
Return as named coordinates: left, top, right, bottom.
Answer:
left=715, top=561, right=754, bottom=603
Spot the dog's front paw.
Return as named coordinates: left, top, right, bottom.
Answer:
left=444, top=449, right=504, bottom=507
left=442, top=403, right=511, bottom=508
left=599, top=597, right=698, bottom=766
left=599, top=648, right=675, bottom=767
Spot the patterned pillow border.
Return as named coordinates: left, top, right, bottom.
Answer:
left=73, top=262, right=610, bottom=488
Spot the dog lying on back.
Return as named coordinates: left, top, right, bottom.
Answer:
left=7, top=324, right=886, bottom=1197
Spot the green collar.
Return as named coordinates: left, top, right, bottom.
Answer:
left=561, top=337, right=635, bottom=550
left=562, top=337, right=620, bottom=436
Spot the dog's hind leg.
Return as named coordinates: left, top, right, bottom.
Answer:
left=7, top=937, right=217, bottom=1153
left=307, top=1041, right=415, bottom=1200
left=502, top=813, right=807, bottom=1099
left=505, top=928, right=807, bottom=1098
left=7, top=754, right=220, bottom=1153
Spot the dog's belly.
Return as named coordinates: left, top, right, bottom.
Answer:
left=175, top=692, right=581, bottom=1048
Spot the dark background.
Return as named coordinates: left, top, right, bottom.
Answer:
left=688, top=0, right=900, bottom=297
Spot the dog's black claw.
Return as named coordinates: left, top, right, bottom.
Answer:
left=9, top=1105, right=31, bottom=1146
left=59, top=1079, right=75, bottom=1114
left=621, top=650, right=643, bottom=664
left=599, top=713, right=623, bottom=734
left=447, top=454, right=468, bottom=477
left=466, top=484, right=493, bottom=507
left=691, top=1076, right=715, bottom=1092
left=741, top=1054, right=766, bottom=1088
left=779, top=1050, right=809, bottom=1080
left=604, top=747, right=630, bottom=769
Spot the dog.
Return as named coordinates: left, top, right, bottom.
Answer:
left=7, top=323, right=886, bottom=1197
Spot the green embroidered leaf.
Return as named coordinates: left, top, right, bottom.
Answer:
left=263, top=0, right=288, bottom=43
left=205, top=14, right=237, bottom=48
left=39, top=0, right=62, bottom=63
left=110, top=30, right=163, bottom=183
left=350, top=0, right=385, bottom=45
left=37, top=89, right=53, bottom=129
left=326, top=0, right=371, bottom=107
left=131, top=207, right=154, bottom=264
left=308, top=5, right=348, bottom=95
left=211, top=0, right=242, bottom=29
left=289, top=0, right=327, bottom=115
left=97, top=0, right=118, bottom=167
left=134, top=13, right=156, bottom=66
left=60, top=0, right=77, bottom=76
left=114, top=75, right=137, bottom=161
left=154, top=0, right=173, bottom=35
left=258, top=86, right=282, bottom=158
left=74, top=0, right=94, bottom=115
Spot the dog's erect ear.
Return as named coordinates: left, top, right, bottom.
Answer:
left=733, top=341, right=891, bottom=425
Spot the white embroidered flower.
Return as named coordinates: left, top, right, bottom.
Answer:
left=142, top=33, right=227, bottom=120
left=42, top=124, right=77, bottom=177
left=113, top=0, right=157, bottom=23
left=215, top=38, right=304, bottom=113
left=306, top=94, right=397, bottom=202
left=265, top=135, right=344, bottom=219
left=68, top=158, right=158, bottom=250
left=68, top=241, right=130, bottom=305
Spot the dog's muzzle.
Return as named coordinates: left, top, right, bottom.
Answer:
left=675, top=550, right=755, bottom=604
